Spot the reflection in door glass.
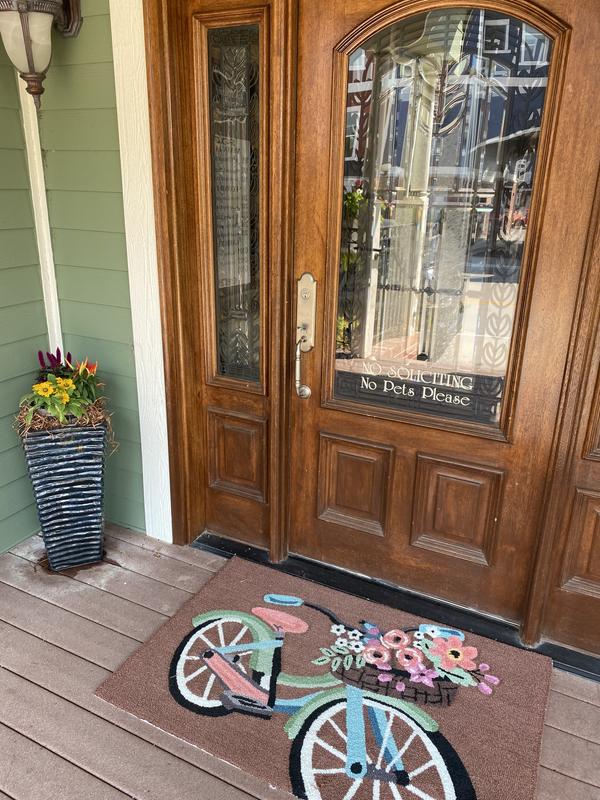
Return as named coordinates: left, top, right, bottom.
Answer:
left=208, top=25, right=260, bottom=382
left=334, top=10, right=551, bottom=425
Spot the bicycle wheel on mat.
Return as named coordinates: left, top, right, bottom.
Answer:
left=289, top=696, right=475, bottom=800
left=169, top=615, right=258, bottom=715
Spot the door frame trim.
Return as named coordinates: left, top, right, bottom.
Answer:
left=522, top=163, right=600, bottom=645
left=109, top=0, right=173, bottom=542
left=143, top=0, right=297, bottom=550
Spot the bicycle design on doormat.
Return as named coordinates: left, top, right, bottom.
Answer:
left=169, top=593, right=500, bottom=800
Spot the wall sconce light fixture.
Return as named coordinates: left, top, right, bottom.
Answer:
left=0, top=0, right=82, bottom=109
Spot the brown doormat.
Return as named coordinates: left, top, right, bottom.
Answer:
left=96, top=557, right=551, bottom=800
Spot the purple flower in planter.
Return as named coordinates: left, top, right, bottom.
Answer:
left=46, top=348, right=62, bottom=369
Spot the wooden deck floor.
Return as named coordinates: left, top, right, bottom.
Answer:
left=0, top=526, right=598, bottom=800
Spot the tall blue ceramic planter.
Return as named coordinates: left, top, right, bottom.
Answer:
left=22, top=425, right=107, bottom=571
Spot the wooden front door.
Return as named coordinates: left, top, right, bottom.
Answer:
left=286, top=0, right=600, bottom=628
left=145, top=0, right=600, bottom=653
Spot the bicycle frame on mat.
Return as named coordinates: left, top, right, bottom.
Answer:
left=207, top=639, right=406, bottom=781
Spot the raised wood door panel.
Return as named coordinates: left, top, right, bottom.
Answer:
left=288, top=0, right=600, bottom=623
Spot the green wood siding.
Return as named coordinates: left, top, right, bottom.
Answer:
left=37, top=1, right=145, bottom=532
left=0, top=48, right=47, bottom=551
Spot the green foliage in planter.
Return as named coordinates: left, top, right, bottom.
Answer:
left=19, top=348, right=100, bottom=424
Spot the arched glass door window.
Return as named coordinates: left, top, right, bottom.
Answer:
left=333, top=9, right=551, bottom=427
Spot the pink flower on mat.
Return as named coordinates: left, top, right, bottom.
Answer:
left=381, top=630, right=411, bottom=649
left=377, top=672, right=393, bottom=683
left=363, top=642, right=392, bottom=669
left=395, top=681, right=406, bottom=693
left=395, top=646, right=424, bottom=670
left=430, top=636, right=478, bottom=672
left=407, top=664, right=438, bottom=688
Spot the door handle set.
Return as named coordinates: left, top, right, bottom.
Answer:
left=295, top=337, right=311, bottom=399
left=295, top=273, right=317, bottom=399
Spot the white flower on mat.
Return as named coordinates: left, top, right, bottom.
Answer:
left=348, top=641, right=364, bottom=653
left=331, top=624, right=346, bottom=636
left=335, top=637, right=349, bottom=648
left=347, top=629, right=362, bottom=641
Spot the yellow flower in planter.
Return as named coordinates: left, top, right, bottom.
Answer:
left=56, top=391, right=70, bottom=405
left=56, top=378, right=75, bottom=390
left=33, top=382, right=54, bottom=397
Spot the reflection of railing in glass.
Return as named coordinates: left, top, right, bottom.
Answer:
left=208, top=25, right=261, bottom=382
left=334, top=8, right=551, bottom=425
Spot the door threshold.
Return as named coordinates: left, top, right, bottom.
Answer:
left=192, top=532, right=600, bottom=682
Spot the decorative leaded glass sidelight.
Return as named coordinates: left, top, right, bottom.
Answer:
left=208, top=25, right=260, bottom=382
left=333, top=10, right=552, bottom=426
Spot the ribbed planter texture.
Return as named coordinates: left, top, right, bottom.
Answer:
left=22, top=424, right=107, bottom=571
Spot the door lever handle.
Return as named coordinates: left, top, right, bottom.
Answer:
left=295, top=336, right=311, bottom=399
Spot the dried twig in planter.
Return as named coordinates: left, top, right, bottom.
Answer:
left=15, top=399, right=118, bottom=454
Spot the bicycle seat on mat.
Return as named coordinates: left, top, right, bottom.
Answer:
left=252, top=606, right=309, bottom=633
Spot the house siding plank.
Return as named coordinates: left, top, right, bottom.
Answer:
left=0, top=265, right=44, bottom=306
left=51, top=229, right=128, bottom=269
left=44, top=150, right=123, bottom=193
left=0, top=107, right=24, bottom=147
left=0, top=148, right=29, bottom=189
left=37, top=13, right=146, bottom=533
left=41, top=63, right=117, bottom=110
left=47, top=192, right=125, bottom=232
left=42, top=108, right=120, bottom=151
left=0, top=414, right=19, bottom=452
left=0, top=190, right=34, bottom=229
left=0, top=228, right=39, bottom=268
left=56, top=266, right=131, bottom=308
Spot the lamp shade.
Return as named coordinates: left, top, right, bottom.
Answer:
left=0, top=10, right=53, bottom=74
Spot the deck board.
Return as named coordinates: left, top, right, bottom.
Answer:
left=0, top=581, right=139, bottom=671
left=551, top=669, right=600, bottom=707
left=536, top=768, right=600, bottom=800
left=10, top=536, right=198, bottom=615
left=0, top=669, right=255, bottom=800
left=102, top=535, right=217, bottom=591
left=0, top=621, right=288, bottom=800
left=0, top=527, right=597, bottom=800
left=540, top=726, right=600, bottom=787
left=107, top=525, right=227, bottom=572
left=545, top=689, right=600, bottom=745
left=0, top=722, right=132, bottom=800
left=0, top=551, right=165, bottom=641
